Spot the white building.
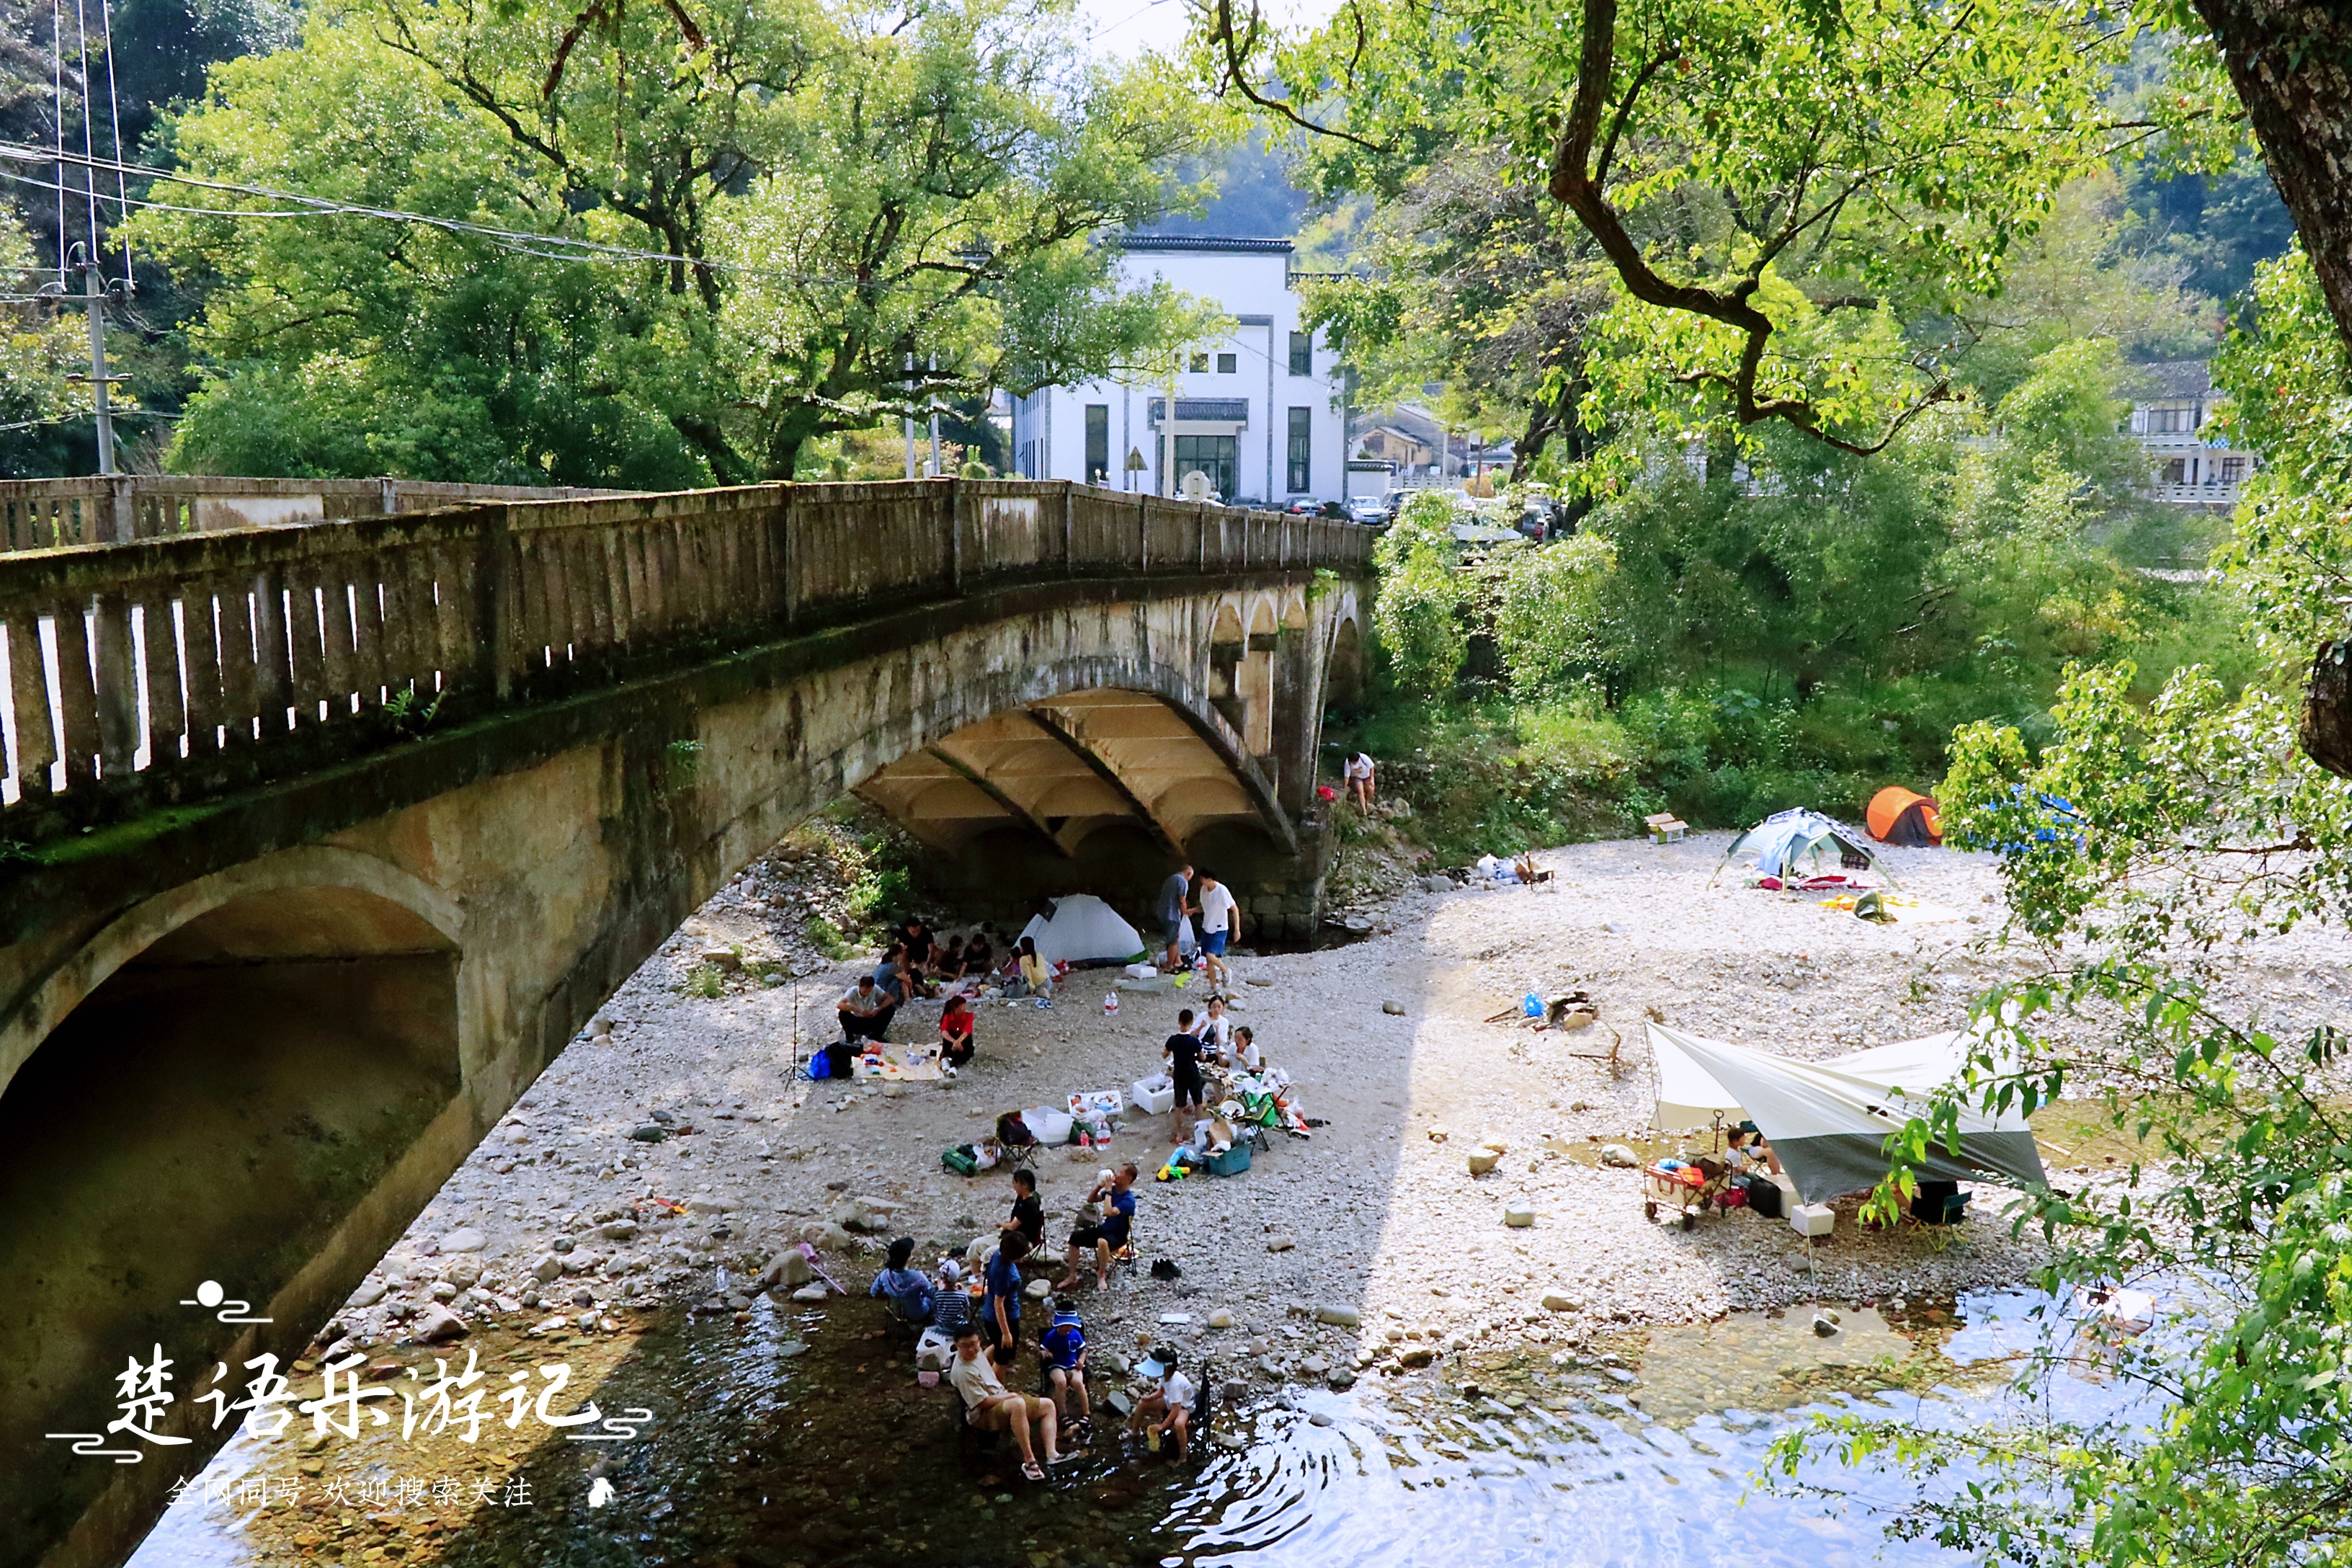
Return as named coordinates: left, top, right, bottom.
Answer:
left=1007, top=236, right=1345, bottom=506
left=2130, top=359, right=2255, bottom=506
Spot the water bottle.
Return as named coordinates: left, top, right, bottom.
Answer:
left=1103, top=993, right=1119, bottom=1017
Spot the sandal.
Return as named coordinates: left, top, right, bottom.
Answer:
left=1022, top=1460, right=1046, bottom=1482
left=1048, top=1449, right=1082, bottom=1466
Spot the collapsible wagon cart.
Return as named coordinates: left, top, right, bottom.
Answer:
left=1642, top=1159, right=1725, bottom=1231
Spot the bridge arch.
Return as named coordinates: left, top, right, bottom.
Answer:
left=0, top=869, right=465, bottom=1562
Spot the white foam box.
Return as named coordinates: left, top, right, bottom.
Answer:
left=1131, top=1078, right=1175, bottom=1115
left=1789, top=1203, right=1835, bottom=1238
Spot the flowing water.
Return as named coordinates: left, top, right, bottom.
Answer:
left=130, top=1284, right=2147, bottom=1567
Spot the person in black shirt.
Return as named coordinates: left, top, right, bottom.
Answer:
left=1001, top=1167, right=1045, bottom=1251
left=899, top=916, right=935, bottom=968
left=962, top=932, right=995, bottom=979
left=1163, top=1007, right=1206, bottom=1141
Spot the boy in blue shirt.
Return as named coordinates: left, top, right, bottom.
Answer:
left=1039, top=1304, right=1090, bottom=1425
left=984, top=1232, right=1031, bottom=1345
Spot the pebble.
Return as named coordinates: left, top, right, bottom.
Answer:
left=1381, top=1000, right=1405, bottom=1015
left=1466, top=1150, right=1499, bottom=1176
left=1309, top=1412, right=1335, bottom=1427
left=1598, top=1144, right=1640, bottom=1169
left=1314, top=1304, right=1361, bottom=1328
left=414, top=1306, right=468, bottom=1344
left=1503, top=1201, right=1536, bottom=1228
left=1207, top=1309, right=1235, bottom=1329
left=1266, top=1235, right=1296, bottom=1252
left=440, top=1228, right=486, bottom=1254
left=792, top=1284, right=828, bottom=1302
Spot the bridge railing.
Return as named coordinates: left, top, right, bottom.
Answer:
left=0, top=476, right=632, bottom=552
left=0, top=479, right=1371, bottom=832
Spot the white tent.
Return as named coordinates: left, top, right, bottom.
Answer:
left=1016, top=894, right=1149, bottom=966
left=1711, top=807, right=1890, bottom=886
left=1644, top=1023, right=2044, bottom=1206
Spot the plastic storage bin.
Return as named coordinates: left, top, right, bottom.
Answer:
left=1789, top=1203, right=1835, bottom=1237
left=1131, top=1077, right=1175, bottom=1115
left=1201, top=1142, right=1253, bottom=1177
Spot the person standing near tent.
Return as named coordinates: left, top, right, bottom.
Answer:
left=1344, top=752, right=1376, bottom=812
left=1193, top=871, right=1239, bottom=988
left=1155, top=863, right=1195, bottom=971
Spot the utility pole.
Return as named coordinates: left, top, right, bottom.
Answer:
left=904, top=352, right=918, bottom=480
left=60, top=244, right=123, bottom=475
left=927, top=354, right=943, bottom=477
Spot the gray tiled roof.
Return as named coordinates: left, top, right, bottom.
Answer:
left=2129, top=359, right=2215, bottom=401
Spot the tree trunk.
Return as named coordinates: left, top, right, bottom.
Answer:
left=2188, top=4, right=2352, bottom=775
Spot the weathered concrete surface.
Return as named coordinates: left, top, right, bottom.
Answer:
left=0, top=563, right=1364, bottom=1568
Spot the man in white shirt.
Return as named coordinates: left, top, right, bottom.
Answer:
left=947, top=1327, right=1072, bottom=1479
left=1193, top=872, right=1239, bottom=988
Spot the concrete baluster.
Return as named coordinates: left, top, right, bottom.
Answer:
left=179, top=582, right=226, bottom=753
left=51, top=599, right=100, bottom=782
left=4, top=615, right=57, bottom=791
left=141, top=594, right=186, bottom=763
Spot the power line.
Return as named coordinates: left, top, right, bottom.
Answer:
left=0, top=142, right=1020, bottom=293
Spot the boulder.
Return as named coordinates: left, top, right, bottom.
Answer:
left=345, top=1279, right=387, bottom=1309
left=1024, top=1279, right=1052, bottom=1301
left=1502, top=1201, right=1536, bottom=1229
left=414, top=1306, right=468, bottom=1345
left=1598, top=1144, right=1640, bottom=1169
left=1398, top=1346, right=1435, bottom=1369
left=440, top=1228, right=487, bottom=1255
left=533, top=1255, right=564, bottom=1283
left=600, top=1220, right=639, bottom=1242
left=1540, top=1291, right=1578, bottom=1313
left=442, top=1257, right=484, bottom=1290
left=761, top=1251, right=814, bottom=1290
left=701, top=948, right=742, bottom=972
left=429, top=1281, right=458, bottom=1303
left=1466, top=1151, right=1499, bottom=1177
left=1313, top=1304, right=1361, bottom=1328
left=791, top=1283, right=829, bottom=1303
left=1103, top=1390, right=1134, bottom=1417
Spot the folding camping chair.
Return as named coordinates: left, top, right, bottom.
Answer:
left=994, top=1112, right=1041, bottom=1178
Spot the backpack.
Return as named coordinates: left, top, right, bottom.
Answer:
left=941, top=1144, right=979, bottom=1177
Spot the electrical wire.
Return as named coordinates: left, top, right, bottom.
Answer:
left=48, top=0, right=64, bottom=283
left=71, top=0, right=97, bottom=265
left=95, top=0, right=128, bottom=286
left=0, top=145, right=971, bottom=290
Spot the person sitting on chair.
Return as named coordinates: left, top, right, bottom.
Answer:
left=1052, top=1164, right=1138, bottom=1292
left=867, top=1237, right=935, bottom=1324
left=1001, top=1167, right=1045, bottom=1252
left=948, top=1327, right=1073, bottom=1482
left=1040, top=1304, right=1091, bottom=1425
left=939, top=994, right=976, bottom=1071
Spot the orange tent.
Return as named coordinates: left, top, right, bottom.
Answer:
left=1866, top=786, right=1942, bottom=847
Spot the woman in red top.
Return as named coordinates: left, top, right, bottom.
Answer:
left=940, top=994, right=976, bottom=1069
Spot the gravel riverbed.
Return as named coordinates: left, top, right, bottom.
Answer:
left=327, top=831, right=2352, bottom=1385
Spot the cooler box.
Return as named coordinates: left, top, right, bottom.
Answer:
left=1201, top=1142, right=1252, bottom=1177
left=1790, top=1203, right=1835, bottom=1238
left=1131, top=1078, right=1175, bottom=1115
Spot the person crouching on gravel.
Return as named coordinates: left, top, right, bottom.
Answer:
left=1126, top=1347, right=1196, bottom=1460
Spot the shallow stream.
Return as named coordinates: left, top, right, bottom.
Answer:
left=132, top=1284, right=2136, bottom=1567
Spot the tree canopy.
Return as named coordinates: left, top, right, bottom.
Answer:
left=130, top=0, right=1218, bottom=484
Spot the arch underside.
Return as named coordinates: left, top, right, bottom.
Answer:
left=854, top=687, right=1275, bottom=858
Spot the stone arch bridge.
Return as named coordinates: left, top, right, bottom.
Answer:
left=0, top=480, right=1371, bottom=1568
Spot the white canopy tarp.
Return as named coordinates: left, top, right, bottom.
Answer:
left=1016, top=894, right=1149, bottom=967
left=1644, top=1023, right=2044, bottom=1206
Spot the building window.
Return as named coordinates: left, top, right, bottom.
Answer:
left=1084, top=404, right=1109, bottom=485
left=1288, top=331, right=1312, bottom=375
left=2160, top=458, right=2186, bottom=485
left=1172, top=435, right=1238, bottom=499
left=1189, top=352, right=1210, bottom=373
left=1216, top=352, right=1237, bottom=374
left=2149, top=406, right=2188, bottom=434
left=2221, top=455, right=2248, bottom=484
left=1286, top=406, right=1312, bottom=493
